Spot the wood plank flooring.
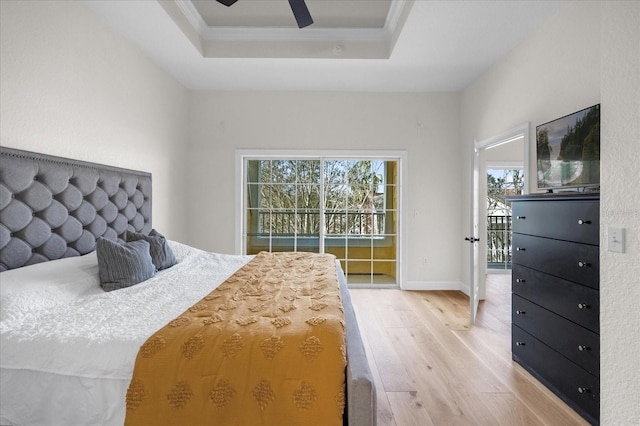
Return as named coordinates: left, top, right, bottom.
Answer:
left=348, top=274, right=589, bottom=426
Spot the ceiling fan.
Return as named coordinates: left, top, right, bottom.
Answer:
left=215, top=0, right=314, bottom=29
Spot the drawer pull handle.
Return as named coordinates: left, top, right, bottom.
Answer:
left=516, top=247, right=525, bottom=252
left=577, top=303, right=590, bottom=310
left=516, top=216, right=526, bottom=220
left=577, top=219, right=591, bottom=225
left=578, top=261, right=590, bottom=268
left=515, top=342, right=526, bottom=346
left=515, top=278, right=526, bottom=283
left=578, top=345, right=591, bottom=352
left=577, top=386, right=592, bottom=394
left=516, top=310, right=526, bottom=315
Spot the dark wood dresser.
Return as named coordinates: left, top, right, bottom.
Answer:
left=507, top=193, right=599, bottom=425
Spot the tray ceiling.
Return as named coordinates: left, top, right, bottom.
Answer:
left=192, top=0, right=392, bottom=28
left=88, top=0, right=569, bottom=92
left=163, top=0, right=410, bottom=59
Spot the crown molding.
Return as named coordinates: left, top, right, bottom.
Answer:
left=174, top=0, right=409, bottom=43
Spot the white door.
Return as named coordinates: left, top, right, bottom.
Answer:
left=468, top=144, right=481, bottom=324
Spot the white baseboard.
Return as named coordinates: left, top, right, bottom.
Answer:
left=402, top=281, right=465, bottom=291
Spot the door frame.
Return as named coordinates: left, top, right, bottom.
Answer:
left=235, top=149, right=408, bottom=288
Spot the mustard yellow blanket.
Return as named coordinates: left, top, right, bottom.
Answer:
left=125, top=251, right=346, bottom=426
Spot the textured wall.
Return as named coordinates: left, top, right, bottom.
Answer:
left=0, top=0, right=189, bottom=242
left=599, top=2, right=640, bottom=424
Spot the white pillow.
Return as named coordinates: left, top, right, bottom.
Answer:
left=0, top=252, right=101, bottom=299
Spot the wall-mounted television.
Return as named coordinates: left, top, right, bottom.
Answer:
left=536, top=104, right=600, bottom=191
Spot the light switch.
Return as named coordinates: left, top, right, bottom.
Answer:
left=608, top=227, right=625, bottom=253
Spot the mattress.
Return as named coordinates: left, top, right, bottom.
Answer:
left=0, top=242, right=252, bottom=425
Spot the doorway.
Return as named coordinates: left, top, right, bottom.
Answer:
left=470, top=123, right=529, bottom=322
left=486, top=166, right=524, bottom=271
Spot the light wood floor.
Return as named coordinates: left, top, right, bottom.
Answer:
left=348, top=274, right=589, bottom=426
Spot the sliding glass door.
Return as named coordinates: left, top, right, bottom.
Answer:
left=242, top=154, right=400, bottom=286
left=246, top=159, right=321, bottom=253
left=322, top=160, right=397, bottom=285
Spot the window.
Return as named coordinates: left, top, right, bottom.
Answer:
left=239, top=152, right=403, bottom=287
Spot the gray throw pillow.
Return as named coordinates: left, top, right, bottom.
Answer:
left=96, top=237, right=156, bottom=292
left=126, top=229, right=177, bottom=271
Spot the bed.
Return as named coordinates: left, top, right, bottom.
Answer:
left=0, top=147, right=376, bottom=426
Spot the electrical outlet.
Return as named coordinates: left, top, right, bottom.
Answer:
left=422, top=257, right=428, bottom=264
left=608, top=227, right=625, bottom=253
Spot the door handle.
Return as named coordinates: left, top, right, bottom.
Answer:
left=465, top=237, right=480, bottom=243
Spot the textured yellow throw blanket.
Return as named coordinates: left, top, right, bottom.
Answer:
left=125, top=251, right=346, bottom=426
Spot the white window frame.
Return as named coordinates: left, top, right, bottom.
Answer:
left=235, top=149, right=407, bottom=288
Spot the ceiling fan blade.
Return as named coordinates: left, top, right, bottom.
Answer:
left=216, top=0, right=238, bottom=6
left=288, top=0, right=313, bottom=28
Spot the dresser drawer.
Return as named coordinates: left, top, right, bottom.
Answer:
left=512, top=233, right=599, bottom=289
left=512, top=264, right=599, bottom=332
left=512, top=325, right=599, bottom=424
left=512, top=200, right=599, bottom=245
left=513, top=295, right=599, bottom=375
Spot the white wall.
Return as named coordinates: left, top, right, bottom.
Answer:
left=0, top=0, right=190, bottom=241
left=483, top=139, right=524, bottom=164
left=600, top=2, right=640, bottom=424
left=460, top=1, right=601, bottom=286
left=187, top=91, right=462, bottom=286
left=461, top=1, right=640, bottom=423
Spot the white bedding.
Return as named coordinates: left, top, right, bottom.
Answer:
left=0, top=242, right=252, bottom=426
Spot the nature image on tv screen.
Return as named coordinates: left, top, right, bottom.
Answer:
left=536, top=104, right=600, bottom=189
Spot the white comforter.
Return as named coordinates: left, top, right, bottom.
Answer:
left=0, top=242, right=252, bottom=426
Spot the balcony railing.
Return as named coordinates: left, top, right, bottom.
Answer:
left=252, top=212, right=512, bottom=268
left=253, top=210, right=386, bottom=236
left=487, top=214, right=512, bottom=269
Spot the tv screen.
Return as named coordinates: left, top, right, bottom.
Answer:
left=536, top=104, right=600, bottom=191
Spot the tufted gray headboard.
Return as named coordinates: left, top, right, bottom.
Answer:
left=0, top=147, right=152, bottom=272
